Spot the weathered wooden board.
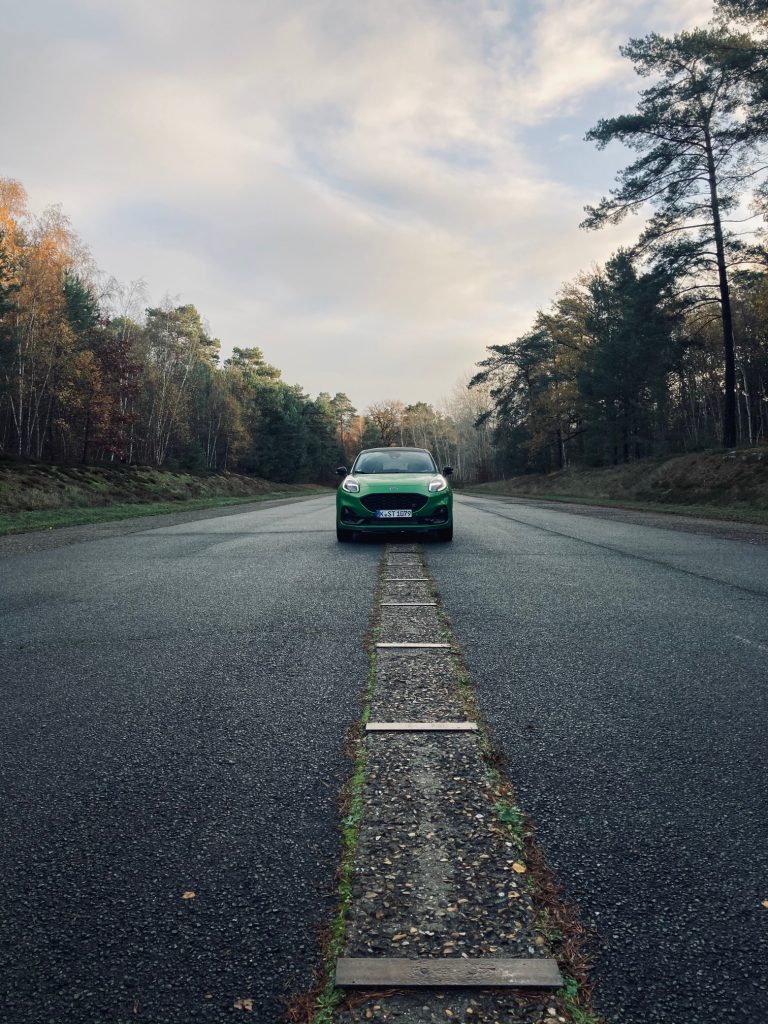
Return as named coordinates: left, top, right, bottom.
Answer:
left=375, top=642, right=450, bottom=649
left=335, top=957, right=562, bottom=988
left=366, top=721, right=478, bottom=732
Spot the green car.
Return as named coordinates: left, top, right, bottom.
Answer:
left=336, top=447, right=453, bottom=543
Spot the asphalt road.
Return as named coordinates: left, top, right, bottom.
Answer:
left=425, top=494, right=768, bottom=1024
left=0, top=495, right=378, bottom=1023
left=3, top=492, right=767, bottom=1024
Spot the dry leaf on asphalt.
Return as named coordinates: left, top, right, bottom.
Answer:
left=761, top=899, right=768, bottom=909
left=234, top=997, right=253, bottom=1011
left=181, top=891, right=196, bottom=900
left=511, top=862, right=527, bottom=874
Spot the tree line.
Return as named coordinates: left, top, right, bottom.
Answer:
left=0, top=177, right=497, bottom=483
left=8, top=0, right=761, bottom=487
left=472, top=0, right=768, bottom=474
left=0, top=179, right=363, bottom=483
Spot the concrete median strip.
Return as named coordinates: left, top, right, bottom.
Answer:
left=303, top=544, right=599, bottom=1024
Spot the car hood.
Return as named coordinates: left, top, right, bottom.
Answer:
left=351, top=473, right=444, bottom=494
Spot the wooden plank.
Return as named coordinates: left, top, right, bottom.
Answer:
left=375, top=642, right=450, bottom=649
left=380, top=602, right=437, bottom=607
left=366, top=721, right=477, bottom=732
left=335, top=957, right=562, bottom=989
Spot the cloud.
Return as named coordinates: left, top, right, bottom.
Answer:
left=0, top=0, right=720, bottom=409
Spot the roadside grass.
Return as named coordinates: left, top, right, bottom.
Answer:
left=0, top=490, right=329, bottom=537
left=466, top=488, right=768, bottom=526
left=427, top=567, right=604, bottom=1024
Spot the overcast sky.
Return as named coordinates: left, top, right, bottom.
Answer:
left=3, top=0, right=714, bottom=411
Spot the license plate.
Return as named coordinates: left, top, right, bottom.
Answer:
left=375, top=509, right=412, bottom=519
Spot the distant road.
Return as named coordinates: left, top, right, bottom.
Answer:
left=426, top=494, right=768, bottom=1024
left=1, top=493, right=766, bottom=1023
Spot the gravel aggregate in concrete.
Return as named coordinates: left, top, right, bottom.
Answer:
left=337, top=989, right=565, bottom=1023
left=378, top=606, right=445, bottom=643
left=346, top=734, right=543, bottom=960
left=371, top=652, right=465, bottom=723
left=381, top=580, right=435, bottom=601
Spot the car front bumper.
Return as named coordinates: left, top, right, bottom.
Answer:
left=336, top=490, right=452, bottom=532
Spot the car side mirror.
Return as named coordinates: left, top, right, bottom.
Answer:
left=336, top=466, right=348, bottom=476
left=442, top=466, right=453, bottom=476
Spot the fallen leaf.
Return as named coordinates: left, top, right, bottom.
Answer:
left=762, top=899, right=768, bottom=909
left=392, top=933, right=406, bottom=941
left=181, top=891, right=196, bottom=900
left=233, top=997, right=253, bottom=1012
left=511, top=862, right=527, bottom=874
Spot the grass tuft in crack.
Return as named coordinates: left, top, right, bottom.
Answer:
left=559, top=975, right=603, bottom=1024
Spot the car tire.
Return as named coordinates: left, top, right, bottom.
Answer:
left=337, top=526, right=353, bottom=543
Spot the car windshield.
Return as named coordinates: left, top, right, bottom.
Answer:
left=353, top=451, right=437, bottom=474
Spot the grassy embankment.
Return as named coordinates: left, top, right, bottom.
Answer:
left=468, top=448, right=768, bottom=525
left=0, top=459, right=330, bottom=536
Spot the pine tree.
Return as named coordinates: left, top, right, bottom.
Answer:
left=583, top=27, right=768, bottom=447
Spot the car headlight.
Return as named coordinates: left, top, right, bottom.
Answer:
left=342, top=476, right=360, bottom=493
left=428, top=476, right=448, bottom=493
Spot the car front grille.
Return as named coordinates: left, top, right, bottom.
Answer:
left=360, top=492, right=428, bottom=512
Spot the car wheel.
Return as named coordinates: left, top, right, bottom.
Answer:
left=337, top=526, right=353, bottom=542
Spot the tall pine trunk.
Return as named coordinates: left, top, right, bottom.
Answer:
left=703, top=121, right=737, bottom=448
